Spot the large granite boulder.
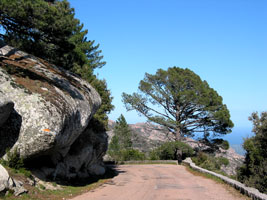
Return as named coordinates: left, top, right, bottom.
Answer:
left=0, top=45, right=107, bottom=179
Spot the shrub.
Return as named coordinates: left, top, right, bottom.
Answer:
left=192, top=152, right=229, bottom=171
left=3, top=148, right=24, bottom=170
left=217, top=156, right=229, bottom=166
left=149, top=141, right=194, bottom=160
left=0, top=148, right=33, bottom=179
left=120, top=149, right=145, bottom=161
left=211, top=139, right=230, bottom=150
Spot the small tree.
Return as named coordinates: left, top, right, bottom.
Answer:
left=122, top=67, right=234, bottom=141
left=108, top=115, right=133, bottom=160
left=237, top=112, right=267, bottom=193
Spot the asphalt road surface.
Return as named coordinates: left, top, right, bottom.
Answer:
left=71, top=165, right=248, bottom=200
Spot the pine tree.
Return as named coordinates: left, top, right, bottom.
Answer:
left=122, top=67, right=234, bottom=141
left=0, top=0, right=105, bottom=71
left=0, top=0, right=113, bottom=131
left=113, top=115, right=132, bottom=149
left=108, top=115, right=133, bottom=160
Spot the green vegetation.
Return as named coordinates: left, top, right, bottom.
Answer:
left=149, top=141, right=194, bottom=160
left=237, top=112, right=267, bottom=194
left=211, top=139, right=230, bottom=150
left=0, top=0, right=105, bottom=71
left=0, top=0, right=114, bottom=132
left=0, top=148, right=33, bottom=179
left=119, top=149, right=145, bottom=161
left=122, top=67, right=233, bottom=141
left=192, top=152, right=229, bottom=172
left=1, top=148, right=24, bottom=170
left=107, top=115, right=145, bottom=161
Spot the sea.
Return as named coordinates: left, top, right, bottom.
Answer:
left=223, top=127, right=254, bottom=156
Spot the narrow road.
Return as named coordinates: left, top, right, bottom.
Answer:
left=71, top=165, right=247, bottom=200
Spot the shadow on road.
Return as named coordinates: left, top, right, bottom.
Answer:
left=56, top=164, right=126, bottom=187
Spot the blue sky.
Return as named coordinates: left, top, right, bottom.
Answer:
left=69, top=0, right=267, bottom=143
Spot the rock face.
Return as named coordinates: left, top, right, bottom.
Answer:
left=216, top=147, right=244, bottom=176
left=0, top=45, right=107, bottom=179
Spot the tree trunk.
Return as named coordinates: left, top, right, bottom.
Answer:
left=175, top=127, right=181, bottom=141
left=175, top=105, right=181, bottom=141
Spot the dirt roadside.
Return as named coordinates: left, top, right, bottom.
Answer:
left=71, top=164, right=249, bottom=200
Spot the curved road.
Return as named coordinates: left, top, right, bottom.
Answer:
left=72, top=165, right=247, bottom=200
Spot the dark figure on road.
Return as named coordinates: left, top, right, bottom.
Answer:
left=175, top=148, right=183, bottom=164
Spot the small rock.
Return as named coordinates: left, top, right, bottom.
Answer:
left=13, top=186, right=27, bottom=196
left=26, top=178, right=35, bottom=186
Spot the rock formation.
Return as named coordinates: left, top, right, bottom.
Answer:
left=0, top=45, right=107, bottom=180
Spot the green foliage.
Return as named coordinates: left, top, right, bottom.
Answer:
left=192, top=152, right=229, bottom=172
left=211, top=139, right=230, bottom=150
left=149, top=141, right=194, bottom=160
left=0, top=0, right=114, bottom=132
left=0, top=0, right=105, bottom=71
left=3, top=148, right=24, bottom=170
left=88, top=78, right=114, bottom=132
left=108, top=115, right=134, bottom=161
left=0, top=148, right=33, bottom=179
left=122, top=67, right=233, bottom=141
left=119, top=149, right=145, bottom=161
left=237, top=112, right=267, bottom=194
left=108, top=148, right=145, bottom=162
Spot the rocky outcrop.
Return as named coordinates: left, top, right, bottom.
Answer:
left=0, top=164, right=27, bottom=196
left=0, top=45, right=107, bottom=179
left=215, top=147, right=244, bottom=176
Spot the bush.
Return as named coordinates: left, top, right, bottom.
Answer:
left=108, top=148, right=145, bottom=162
left=192, top=152, right=229, bottom=171
left=211, top=139, right=230, bottom=150
left=0, top=148, right=33, bottom=179
left=149, top=141, right=194, bottom=160
left=217, top=156, right=229, bottom=166
left=2, top=148, right=24, bottom=170
left=120, top=149, right=145, bottom=161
